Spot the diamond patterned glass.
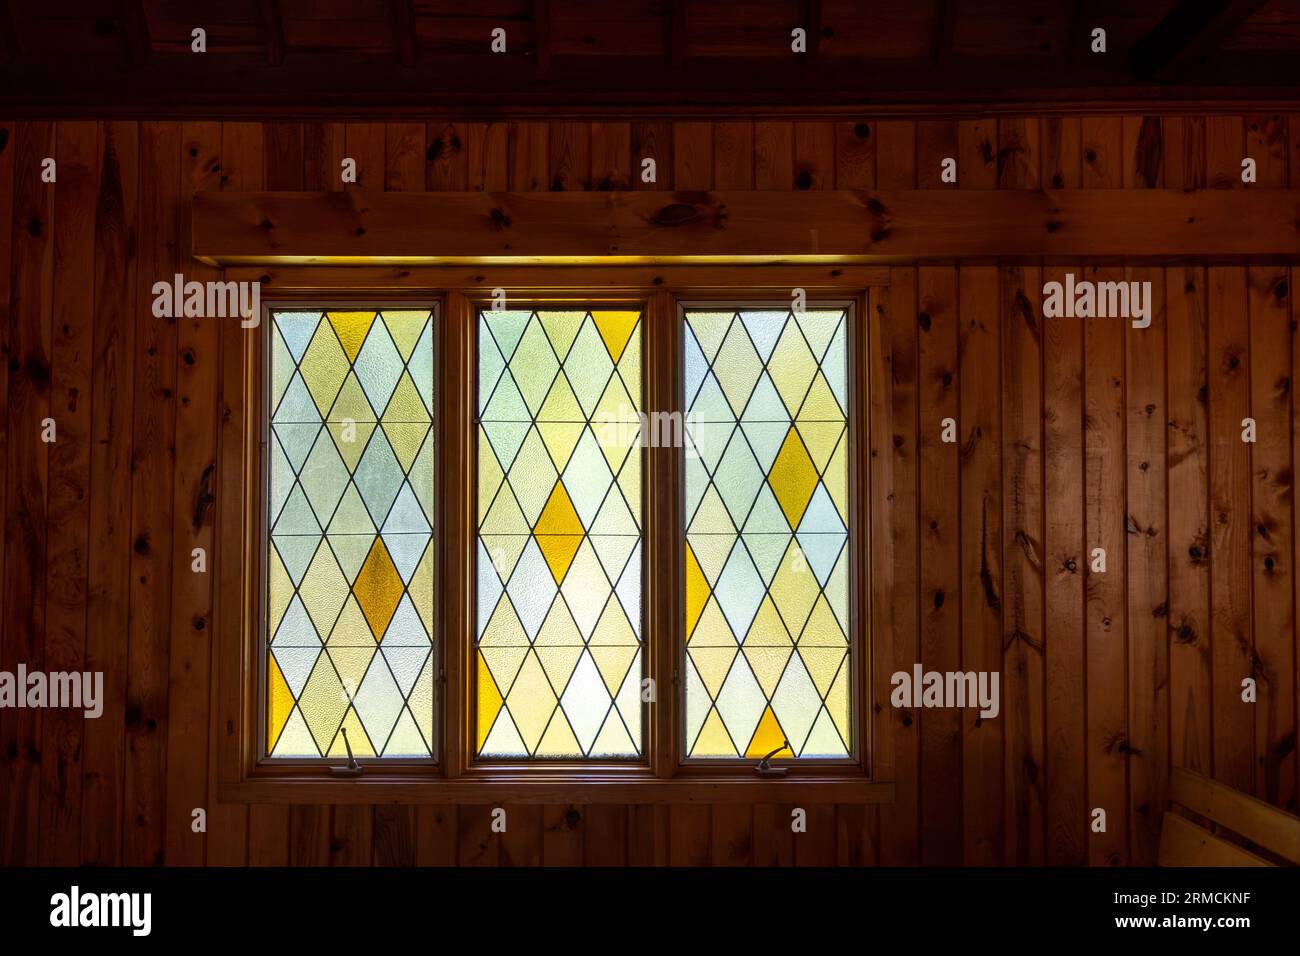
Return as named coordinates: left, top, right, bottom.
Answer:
left=683, top=307, right=850, bottom=758
left=265, top=308, right=436, bottom=759
left=477, top=308, right=643, bottom=758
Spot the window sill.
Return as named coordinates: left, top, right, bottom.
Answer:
left=219, top=776, right=895, bottom=805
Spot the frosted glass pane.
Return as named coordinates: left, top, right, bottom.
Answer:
left=476, top=309, right=644, bottom=758
left=266, top=308, right=435, bottom=759
left=683, top=307, right=850, bottom=759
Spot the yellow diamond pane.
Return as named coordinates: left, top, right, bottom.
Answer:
left=683, top=307, right=850, bottom=759
left=477, top=308, right=644, bottom=759
left=267, top=308, right=436, bottom=759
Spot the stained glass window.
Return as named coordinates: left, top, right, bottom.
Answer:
left=683, top=307, right=851, bottom=759
left=265, top=307, right=436, bottom=759
left=476, top=308, right=644, bottom=758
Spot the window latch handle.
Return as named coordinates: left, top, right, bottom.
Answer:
left=755, top=739, right=791, bottom=778
left=330, top=727, right=364, bottom=778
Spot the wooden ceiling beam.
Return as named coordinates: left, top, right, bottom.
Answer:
left=259, top=0, right=284, bottom=66
left=668, top=0, right=686, bottom=66
left=191, top=188, right=1300, bottom=265
left=534, top=0, right=550, bottom=71
left=932, top=0, right=955, bottom=65
left=5, top=51, right=1300, bottom=116
left=391, top=0, right=417, bottom=67
left=120, top=0, right=150, bottom=63
left=0, top=0, right=18, bottom=65
left=1131, top=0, right=1270, bottom=81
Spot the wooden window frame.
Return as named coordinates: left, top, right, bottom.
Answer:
left=216, top=265, right=894, bottom=804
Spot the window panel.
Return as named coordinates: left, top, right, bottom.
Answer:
left=683, top=307, right=851, bottom=759
left=266, top=307, right=436, bottom=759
left=476, top=308, right=644, bottom=759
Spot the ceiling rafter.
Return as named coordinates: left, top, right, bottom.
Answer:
left=1131, top=0, right=1270, bottom=81
left=391, top=0, right=417, bottom=67
left=259, top=0, right=284, bottom=66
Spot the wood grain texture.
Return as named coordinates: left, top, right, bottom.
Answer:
left=39, top=120, right=96, bottom=866
left=2, top=114, right=1299, bottom=869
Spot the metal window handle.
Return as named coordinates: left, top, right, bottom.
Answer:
left=330, top=727, right=364, bottom=778
left=755, top=740, right=791, bottom=778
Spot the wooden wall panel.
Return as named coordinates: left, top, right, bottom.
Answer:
left=163, top=121, right=222, bottom=866
left=2, top=113, right=1299, bottom=868
left=1, top=121, right=54, bottom=865
left=82, top=121, right=139, bottom=867
left=39, top=120, right=97, bottom=865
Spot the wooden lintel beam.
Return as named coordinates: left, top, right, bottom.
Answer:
left=1131, top=0, right=1270, bottom=81
left=191, top=189, right=1300, bottom=265
left=259, top=0, right=284, bottom=67
left=391, top=0, right=417, bottom=67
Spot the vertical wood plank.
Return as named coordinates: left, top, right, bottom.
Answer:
left=385, top=122, right=426, bottom=192
left=330, top=804, right=373, bottom=866
left=303, top=122, right=343, bottom=191
left=82, top=120, right=139, bottom=867
left=958, top=263, right=1004, bottom=866
left=753, top=802, right=795, bottom=865
left=1207, top=264, right=1254, bottom=793
left=834, top=121, right=875, bottom=189
left=467, top=123, right=509, bottom=192
left=957, top=117, right=1001, bottom=866
left=583, top=804, right=628, bottom=866
left=627, top=804, right=668, bottom=865
left=1041, top=116, right=1087, bottom=867
left=753, top=122, right=792, bottom=190
left=998, top=117, right=1045, bottom=867
left=416, top=804, right=457, bottom=865
left=672, top=122, right=712, bottom=190
left=39, top=120, right=96, bottom=866
left=548, top=121, right=590, bottom=191
left=916, top=121, right=957, bottom=189
left=1126, top=264, right=1168, bottom=864
left=343, top=122, right=385, bottom=191
left=426, top=123, right=468, bottom=191
left=207, top=121, right=260, bottom=867
left=123, top=121, right=181, bottom=867
left=1080, top=117, right=1129, bottom=867
left=289, top=804, right=331, bottom=865
left=794, top=121, right=835, bottom=191
left=795, top=805, right=837, bottom=865
left=163, top=121, right=222, bottom=866
left=265, top=121, right=303, bottom=191
left=1246, top=120, right=1295, bottom=813
left=248, top=805, right=290, bottom=866
left=877, top=122, right=916, bottom=867
left=0, top=121, right=12, bottom=705
left=1, top=121, right=55, bottom=865
left=542, top=804, right=583, bottom=865
left=709, top=804, right=752, bottom=866
left=372, top=804, right=417, bottom=866
left=1163, top=116, right=1213, bottom=794
left=590, top=122, right=631, bottom=191
left=630, top=122, right=671, bottom=191
left=509, top=122, right=549, bottom=192
left=500, top=805, right=542, bottom=866
left=711, top=121, right=753, bottom=189
left=875, top=122, right=916, bottom=189
left=916, top=265, right=961, bottom=865
left=668, top=804, right=710, bottom=866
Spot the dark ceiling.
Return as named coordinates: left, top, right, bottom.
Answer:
left=3, top=1, right=1299, bottom=116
